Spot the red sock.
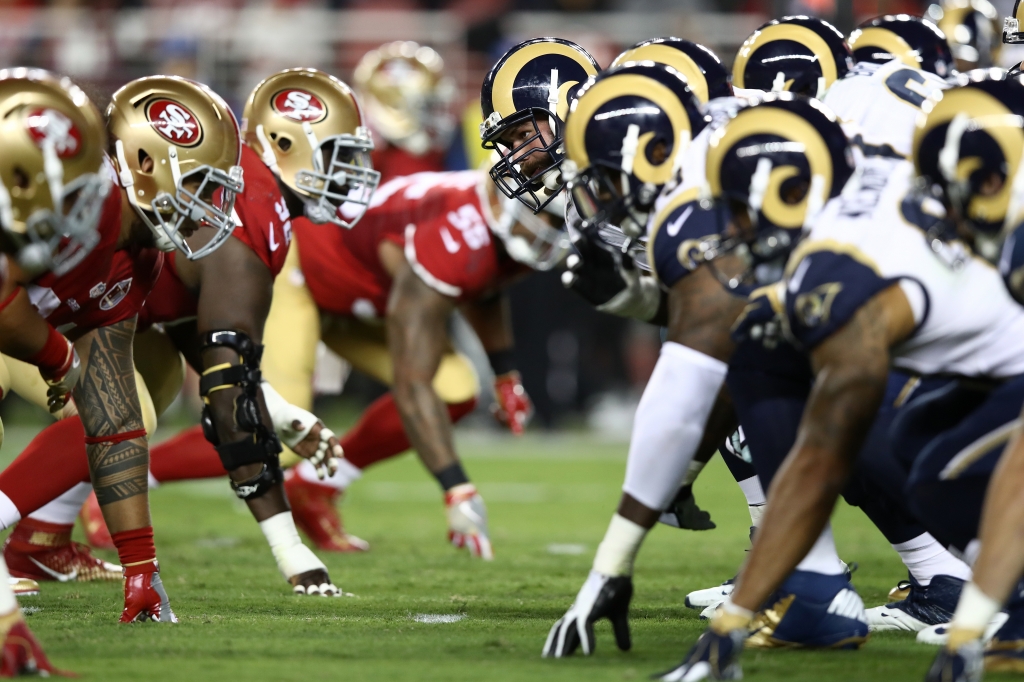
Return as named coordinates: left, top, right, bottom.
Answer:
left=111, top=526, right=156, bottom=576
left=0, top=418, right=91, bottom=517
left=5, top=518, right=72, bottom=551
left=342, top=393, right=478, bottom=470
left=149, top=426, right=227, bottom=483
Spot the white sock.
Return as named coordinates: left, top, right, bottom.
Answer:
left=0, top=558, right=16, bottom=615
left=592, top=513, right=648, bottom=577
left=296, top=458, right=361, bottom=490
left=622, top=342, right=727, bottom=511
left=28, top=482, right=93, bottom=526
left=259, top=511, right=326, bottom=579
left=795, top=523, right=845, bottom=576
left=682, top=460, right=706, bottom=486
left=892, top=533, right=972, bottom=586
left=0, top=492, right=20, bottom=531
left=737, top=475, right=766, bottom=526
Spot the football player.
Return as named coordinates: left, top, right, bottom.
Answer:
left=0, top=70, right=366, bottom=597
left=927, top=0, right=1001, bottom=71
left=354, top=41, right=456, bottom=182
left=659, top=80, right=1024, bottom=681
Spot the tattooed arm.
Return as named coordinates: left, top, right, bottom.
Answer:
left=729, top=285, right=917, bottom=612
left=73, top=316, right=151, bottom=533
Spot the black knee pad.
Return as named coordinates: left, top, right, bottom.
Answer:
left=229, top=461, right=284, bottom=500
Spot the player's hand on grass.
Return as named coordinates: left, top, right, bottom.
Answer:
left=289, top=569, right=341, bottom=597
left=654, top=627, right=745, bottom=681
left=445, top=483, right=493, bottom=560
left=491, top=372, right=532, bottom=436
left=542, top=570, right=633, bottom=657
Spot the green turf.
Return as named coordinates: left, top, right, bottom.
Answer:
left=3, top=425, right=1013, bottom=681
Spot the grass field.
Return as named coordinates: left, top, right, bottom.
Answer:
left=2, top=424, right=1013, bottom=681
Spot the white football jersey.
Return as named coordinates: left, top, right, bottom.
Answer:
left=823, top=60, right=948, bottom=159
left=780, top=156, right=1024, bottom=379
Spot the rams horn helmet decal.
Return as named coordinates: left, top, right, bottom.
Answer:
left=610, top=38, right=730, bottom=104
left=480, top=38, right=600, bottom=213
left=733, top=16, right=853, bottom=99
left=564, top=62, right=707, bottom=238
left=848, top=15, right=954, bottom=77
left=928, top=0, right=1000, bottom=66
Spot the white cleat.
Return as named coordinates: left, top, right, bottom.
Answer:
left=867, top=604, right=930, bottom=632
left=685, top=580, right=734, bottom=610
left=917, top=612, right=1009, bottom=646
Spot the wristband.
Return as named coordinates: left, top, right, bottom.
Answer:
left=29, top=325, right=72, bottom=378
left=487, top=349, right=517, bottom=377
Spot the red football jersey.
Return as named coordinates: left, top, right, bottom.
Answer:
left=371, top=142, right=447, bottom=184
left=24, top=163, right=163, bottom=339
left=139, top=145, right=293, bottom=328
left=295, top=171, right=524, bottom=319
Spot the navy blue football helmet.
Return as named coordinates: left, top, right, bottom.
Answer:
left=848, top=15, right=955, bottom=77
left=702, top=93, right=854, bottom=288
left=928, top=0, right=1000, bottom=67
left=480, top=38, right=600, bottom=213
left=733, top=16, right=853, bottom=99
left=563, top=62, right=708, bottom=238
left=610, top=38, right=731, bottom=104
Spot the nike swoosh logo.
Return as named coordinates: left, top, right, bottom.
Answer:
left=666, top=205, right=694, bottom=237
left=269, top=222, right=279, bottom=252
left=29, top=557, right=77, bottom=582
left=439, top=227, right=461, bottom=254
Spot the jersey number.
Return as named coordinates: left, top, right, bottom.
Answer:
left=446, top=204, right=490, bottom=250
left=884, top=69, right=932, bottom=109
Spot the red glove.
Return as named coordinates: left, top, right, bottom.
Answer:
left=491, top=371, right=532, bottom=436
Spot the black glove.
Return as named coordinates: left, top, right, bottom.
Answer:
left=660, top=484, right=716, bottom=531
left=560, top=230, right=630, bottom=307
left=542, top=570, right=633, bottom=657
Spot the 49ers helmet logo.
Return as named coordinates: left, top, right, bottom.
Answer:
left=271, top=89, right=327, bottom=123
left=146, top=99, right=202, bottom=146
left=25, top=108, right=82, bottom=159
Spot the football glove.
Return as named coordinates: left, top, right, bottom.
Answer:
left=261, top=381, right=341, bottom=479
left=542, top=570, right=633, bottom=657
left=925, top=640, right=983, bottom=682
left=492, top=372, right=532, bottom=436
left=445, top=483, right=493, bottom=560
left=560, top=230, right=661, bottom=322
left=659, top=484, right=716, bottom=531
left=40, top=338, right=81, bottom=414
left=655, top=627, right=746, bottom=681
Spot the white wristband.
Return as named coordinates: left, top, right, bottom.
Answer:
left=951, top=581, right=1002, bottom=634
left=592, top=513, right=648, bottom=577
left=258, top=512, right=326, bottom=579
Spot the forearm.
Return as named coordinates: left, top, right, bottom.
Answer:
left=462, top=294, right=513, bottom=354
left=393, top=377, right=459, bottom=473
left=0, top=288, right=62, bottom=364
left=970, top=427, right=1024, bottom=604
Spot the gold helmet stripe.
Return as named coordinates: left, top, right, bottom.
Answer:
left=848, top=27, right=920, bottom=69
left=733, top=24, right=839, bottom=91
left=707, top=107, right=833, bottom=230
left=915, top=87, right=1024, bottom=227
left=565, top=73, right=694, bottom=186
left=612, top=45, right=709, bottom=103
left=492, top=42, right=598, bottom=121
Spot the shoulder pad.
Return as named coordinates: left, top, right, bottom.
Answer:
left=646, top=187, right=723, bottom=288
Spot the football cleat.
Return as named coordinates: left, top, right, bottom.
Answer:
left=926, top=640, right=984, bottom=682
left=655, top=627, right=746, bottom=681
left=3, top=520, right=120, bottom=582
left=746, top=570, right=869, bottom=649
left=918, top=613, right=1009, bottom=646
left=120, top=571, right=177, bottom=623
left=79, top=491, right=115, bottom=550
left=283, top=470, right=369, bottom=553
left=890, top=579, right=911, bottom=603
left=984, top=603, right=1024, bottom=672
left=866, top=575, right=963, bottom=632
left=445, top=483, right=493, bottom=560
left=659, top=485, right=716, bottom=531
left=542, top=570, right=632, bottom=657
left=686, top=578, right=735, bottom=610
left=0, top=613, right=66, bottom=677
left=8, top=578, right=38, bottom=597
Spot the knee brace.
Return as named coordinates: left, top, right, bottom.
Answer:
left=199, top=330, right=282, bottom=500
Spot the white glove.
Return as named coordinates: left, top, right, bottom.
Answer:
left=445, top=483, right=494, bottom=560
left=261, top=381, right=341, bottom=479
left=542, top=570, right=633, bottom=657
left=596, top=269, right=661, bottom=321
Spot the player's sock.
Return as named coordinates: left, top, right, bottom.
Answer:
left=342, top=393, right=477, bottom=470
left=27, top=483, right=92, bottom=526
left=111, top=527, right=157, bottom=576
left=737, top=475, right=766, bottom=526
left=148, top=425, right=228, bottom=483
left=0, top=418, right=91, bottom=530
left=5, top=518, right=73, bottom=553
left=893, top=533, right=972, bottom=586
left=795, top=523, right=845, bottom=576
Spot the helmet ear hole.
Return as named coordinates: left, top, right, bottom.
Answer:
left=137, top=149, right=154, bottom=175
left=11, top=167, right=29, bottom=191
left=268, top=131, right=277, bottom=140
left=276, top=136, right=292, bottom=152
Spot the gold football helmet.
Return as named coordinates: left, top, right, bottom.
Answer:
left=242, top=68, right=379, bottom=230
left=354, top=41, right=456, bottom=155
left=0, top=68, right=109, bottom=276
left=108, top=75, right=244, bottom=260
left=927, top=0, right=1001, bottom=68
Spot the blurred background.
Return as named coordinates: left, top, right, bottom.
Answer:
left=0, top=0, right=1018, bottom=435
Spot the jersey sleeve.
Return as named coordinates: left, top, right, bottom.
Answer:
left=782, top=242, right=899, bottom=349
left=646, top=188, right=724, bottom=288
left=405, top=200, right=502, bottom=300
